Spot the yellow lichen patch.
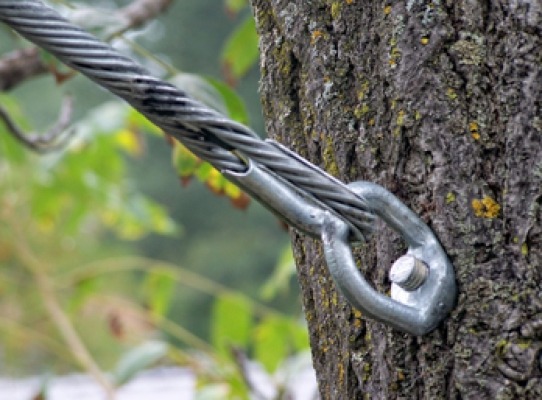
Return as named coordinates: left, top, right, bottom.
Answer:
left=471, top=196, right=501, bottom=218
left=420, top=36, right=429, bottom=45
left=446, top=192, right=456, bottom=204
left=354, top=103, right=370, bottom=118
left=397, top=369, right=405, bottom=381
left=469, top=121, right=480, bottom=140
left=331, top=3, right=341, bottom=19
left=495, top=338, right=508, bottom=356
left=322, top=137, right=340, bottom=177
left=311, top=30, right=324, bottom=44
left=338, top=363, right=345, bottom=385
left=396, top=109, right=406, bottom=126
left=331, top=291, right=338, bottom=306
left=518, top=340, right=532, bottom=350
left=384, top=5, right=392, bottom=15
left=521, top=242, right=529, bottom=256
left=446, top=87, right=458, bottom=100
left=368, top=118, right=375, bottom=126
left=357, top=80, right=370, bottom=100
left=389, top=46, right=401, bottom=68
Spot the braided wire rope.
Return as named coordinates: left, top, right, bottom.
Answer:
left=0, top=0, right=375, bottom=236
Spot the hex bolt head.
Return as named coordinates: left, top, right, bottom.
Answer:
left=389, top=255, right=429, bottom=291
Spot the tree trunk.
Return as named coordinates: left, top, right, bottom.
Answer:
left=251, top=1, right=541, bottom=398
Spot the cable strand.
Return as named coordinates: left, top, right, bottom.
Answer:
left=0, top=0, right=375, bottom=235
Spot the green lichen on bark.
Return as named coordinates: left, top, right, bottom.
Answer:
left=251, top=0, right=542, bottom=398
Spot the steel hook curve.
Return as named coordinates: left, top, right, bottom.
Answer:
left=321, top=182, right=457, bottom=336
left=223, top=159, right=456, bottom=335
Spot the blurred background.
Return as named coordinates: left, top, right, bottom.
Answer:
left=0, top=0, right=310, bottom=397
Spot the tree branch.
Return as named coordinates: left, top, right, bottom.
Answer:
left=3, top=210, right=116, bottom=400
left=112, top=0, right=174, bottom=38
left=0, top=48, right=47, bottom=91
left=231, top=346, right=273, bottom=400
left=0, top=96, right=75, bottom=153
left=0, top=0, right=174, bottom=92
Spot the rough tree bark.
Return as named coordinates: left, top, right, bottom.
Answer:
left=250, top=1, right=541, bottom=398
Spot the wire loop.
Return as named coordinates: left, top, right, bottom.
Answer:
left=0, top=0, right=457, bottom=334
left=0, top=0, right=374, bottom=235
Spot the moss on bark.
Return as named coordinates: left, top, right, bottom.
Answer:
left=251, top=0, right=541, bottom=398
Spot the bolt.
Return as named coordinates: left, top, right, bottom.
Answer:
left=389, top=255, right=428, bottom=291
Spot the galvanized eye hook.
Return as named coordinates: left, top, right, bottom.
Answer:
left=225, top=157, right=456, bottom=335
left=322, top=182, right=457, bottom=336
left=0, top=0, right=456, bottom=336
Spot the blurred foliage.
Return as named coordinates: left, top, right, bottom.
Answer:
left=0, top=0, right=309, bottom=398
left=225, top=0, right=249, bottom=16
left=221, top=16, right=259, bottom=85
left=0, top=93, right=177, bottom=370
left=260, top=246, right=297, bottom=301
left=168, top=73, right=251, bottom=210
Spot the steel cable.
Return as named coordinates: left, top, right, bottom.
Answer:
left=0, top=0, right=375, bottom=236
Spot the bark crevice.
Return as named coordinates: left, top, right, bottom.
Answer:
left=251, top=0, right=541, bottom=398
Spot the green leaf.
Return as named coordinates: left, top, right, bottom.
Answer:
left=68, top=277, right=100, bottom=313
left=112, top=341, right=168, bottom=386
left=205, top=167, right=227, bottom=194
left=260, top=245, right=295, bottom=300
left=172, top=142, right=250, bottom=208
left=221, top=16, right=259, bottom=83
left=103, top=194, right=178, bottom=240
left=142, top=199, right=179, bottom=236
left=0, top=94, right=30, bottom=164
left=126, top=108, right=163, bottom=136
left=205, top=77, right=249, bottom=125
left=173, top=142, right=200, bottom=179
left=253, top=316, right=290, bottom=372
left=0, top=125, right=27, bottom=164
left=143, top=270, right=176, bottom=318
left=211, top=294, right=252, bottom=357
left=194, top=162, right=214, bottom=182
left=289, top=318, right=310, bottom=352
